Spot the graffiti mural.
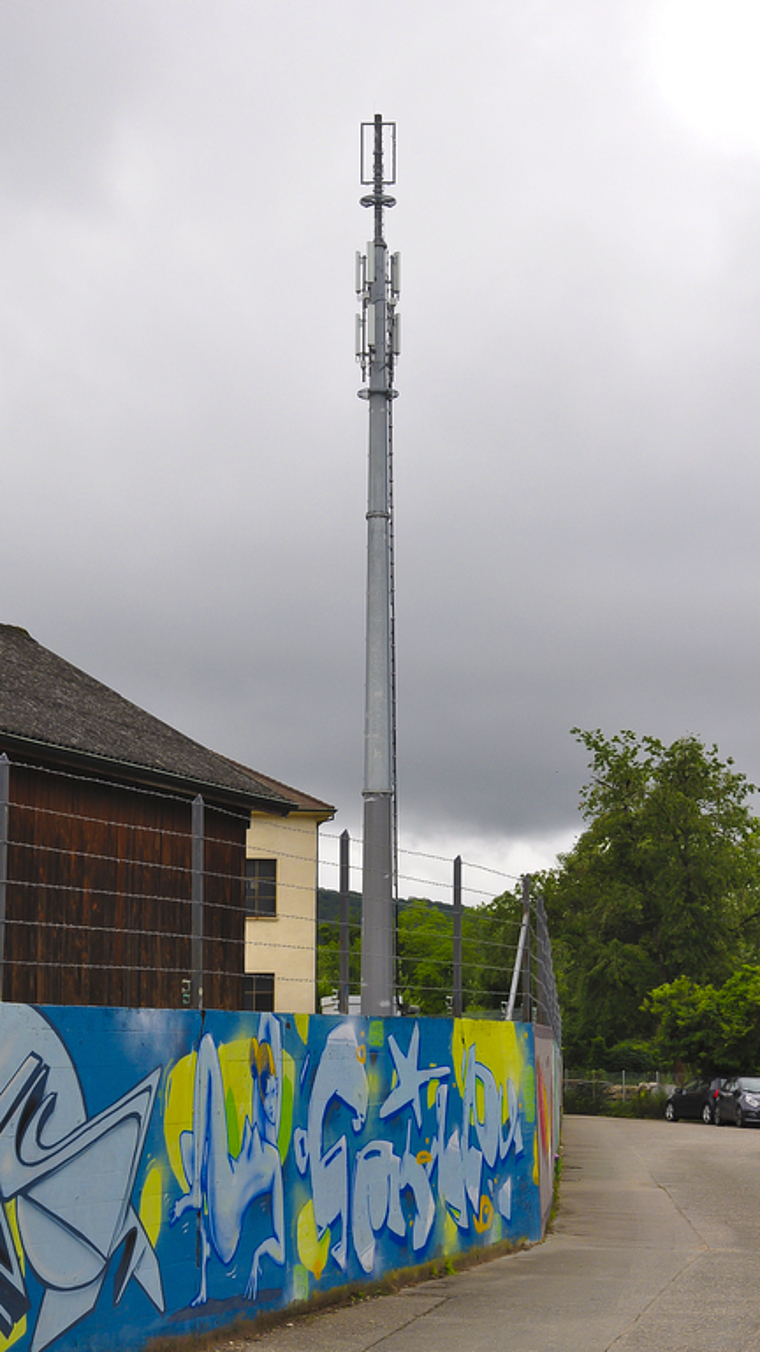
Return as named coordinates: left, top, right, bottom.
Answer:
left=169, top=1014, right=285, bottom=1304
left=0, top=1006, right=558, bottom=1352
left=533, top=1024, right=558, bottom=1229
left=0, top=1006, right=170, bottom=1352
left=293, top=1019, right=368, bottom=1271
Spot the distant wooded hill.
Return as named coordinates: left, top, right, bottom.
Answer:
left=316, top=887, right=517, bottom=1016
left=317, top=888, right=453, bottom=922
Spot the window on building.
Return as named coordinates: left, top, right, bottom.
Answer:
left=245, top=858, right=277, bottom=917
left=243, top=973, right=275, bottom=1012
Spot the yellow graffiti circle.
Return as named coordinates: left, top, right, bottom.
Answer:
left=473, top=1195, right=494, bottom=1234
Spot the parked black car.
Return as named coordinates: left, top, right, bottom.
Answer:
left=715, top=1076, right=760, bottom=1127
left=664, top=1078, right=724, bottom=1124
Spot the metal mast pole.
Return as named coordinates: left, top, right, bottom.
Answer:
left=339, top=828, right=350, bottom=1015
left=356, top=115, right=399, bottom=1016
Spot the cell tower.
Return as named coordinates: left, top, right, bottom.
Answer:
left=355, top=115, right=400, bottom=1017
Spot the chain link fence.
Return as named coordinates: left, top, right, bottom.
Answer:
left=563, top=1072, right=671, bottom=1116
left=0, top=754, right=562, bottom=1038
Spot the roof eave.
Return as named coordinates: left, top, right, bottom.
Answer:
left=0, top=732, right=295, bottom=817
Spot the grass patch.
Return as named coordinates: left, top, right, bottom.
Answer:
left=547, top=1147, right=563, bottom=1232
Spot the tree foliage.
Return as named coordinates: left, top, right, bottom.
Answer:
left=317, top=730, right=760, bottom=1074
left=396, top=898, right=455, bottom=1014
left=647, top=967, right=760, bottom=1075
left=542, top=729, right=760, bottom=1065
left=317, top=890, right=523, bottom=1016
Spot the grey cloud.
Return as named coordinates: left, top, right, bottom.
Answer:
left=0, top=0, right=156, bottom=207
left=3, top=0, right=760, bottom=870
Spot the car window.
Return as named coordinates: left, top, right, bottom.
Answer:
left=738, top=1077, right=760, bottom=1092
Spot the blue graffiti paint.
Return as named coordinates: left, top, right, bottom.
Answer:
left=0, top=1007, right=555, bottom=1352
left=0, top=1006, right=170, bottom=1352
left=170, top=1015, right=285, bottom=1305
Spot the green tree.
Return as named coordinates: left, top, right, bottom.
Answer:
left=468, top=887, right=524, bottom=1012
left=645, top=975, right=722, bottom=1073
left=317, top=891, right=508, bottom=1015
left=394, top=896, right=518, bottom=1016
left=543, top=729, right=760, bottom=1064
left=316, top=891, right=362, bottom=1003
left=647, top=966, right=760, bottom=1075
left=396, top=898, right=453, bottom=1014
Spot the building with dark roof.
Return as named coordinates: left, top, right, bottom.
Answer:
left=0, top=624, right=294, bottom=811
left=0, top=625, right=332, bottom=1010
left=241, top=767, right=334, bottom=1013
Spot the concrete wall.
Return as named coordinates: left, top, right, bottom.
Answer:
left=0, top=1005, right=559, bottom=1352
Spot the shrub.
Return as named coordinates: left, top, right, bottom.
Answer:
left=563, top=1079, right=613, bottom=1115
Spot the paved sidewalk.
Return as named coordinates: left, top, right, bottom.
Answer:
left=231, top=1114, right=760, bottom=1351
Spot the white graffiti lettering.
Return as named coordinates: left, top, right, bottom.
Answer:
left=293, top=1022, right=369, bottom=1270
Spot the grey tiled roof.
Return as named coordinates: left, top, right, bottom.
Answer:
left=0, top=625, right=296, bottom=811
left=226, top=759, right=335, bottom=818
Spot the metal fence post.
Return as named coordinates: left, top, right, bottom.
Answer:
left=452, top=855, right=462, bottom=1018
left=339, top=829, right=350, bottom=1014
left=506, top=883, right=529, bottom=1022
left=191, top=794, right=204, bottom=1010
left=521, top=873, right=532, bottom=1023
left=0, top=754, right=8, bottom=1002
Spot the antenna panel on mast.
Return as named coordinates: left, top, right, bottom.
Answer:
left=392, top=313, right=401, bottom=356
left=391, top=252, right=401, bottom=297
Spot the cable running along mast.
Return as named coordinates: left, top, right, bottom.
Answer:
left=355, top=116, right=400, bottom=1016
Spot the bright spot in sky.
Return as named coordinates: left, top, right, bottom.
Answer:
left=651, top=0, right=760, bottom=154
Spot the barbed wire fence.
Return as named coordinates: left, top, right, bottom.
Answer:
left=317, top=829, right=562, bottom=1043
left=0, top=754, right=263, bottom=1009
left=0, top=755, right=560, bottom=1041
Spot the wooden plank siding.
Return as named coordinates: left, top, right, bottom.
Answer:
left=3, top=758, right=246, bottom=1009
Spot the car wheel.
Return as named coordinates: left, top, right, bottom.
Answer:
left=665, top=1101, right=675, bottom=1122
left=736, top=1105, right=745, bottom=1128
left=702, top=1103, right=713, bottom=1124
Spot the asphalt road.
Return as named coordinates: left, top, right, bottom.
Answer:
left=232, top=1113, right=760, bottom=1352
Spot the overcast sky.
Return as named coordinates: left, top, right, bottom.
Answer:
left=3, top=0, right=760, bottom=900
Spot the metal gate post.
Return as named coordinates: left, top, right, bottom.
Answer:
left=0, top=754, right=9, bottom=1002
left=521, top=873, right=532, bottom=1023
left=339, top=829, right=350, bottom=1014
left=191, top=794, right=204, bottom=1010
left=452, top=855, right=462, bottom=1017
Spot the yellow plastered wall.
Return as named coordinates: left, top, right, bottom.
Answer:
left=245, top=811, right=325, bottom=1013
